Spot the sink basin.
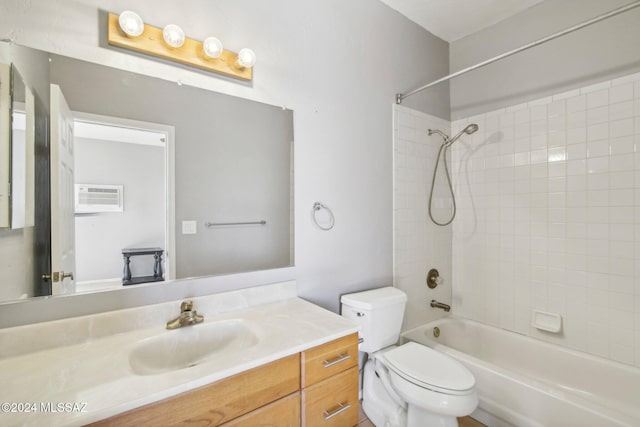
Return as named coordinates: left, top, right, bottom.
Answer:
left=129, top=319, right=258, bottom=375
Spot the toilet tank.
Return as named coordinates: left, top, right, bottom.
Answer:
left=340, top=287, right=407, bottom=353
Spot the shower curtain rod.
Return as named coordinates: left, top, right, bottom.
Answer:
left=395, top=0, right=640, bottom=104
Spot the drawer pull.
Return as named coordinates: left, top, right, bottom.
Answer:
left=323, top=353, right=350, bottom=368
left=323, top=402, right=351, bottom=420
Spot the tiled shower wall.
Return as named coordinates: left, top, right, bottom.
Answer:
left=393, top=105, right=452, bottom=331
left=451, top=72, right=640, bottom=367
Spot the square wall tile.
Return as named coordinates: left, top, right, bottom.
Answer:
left=448, top=71, right=640, bottom=368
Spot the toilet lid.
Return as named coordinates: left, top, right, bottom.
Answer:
left=382, top=342, right=475, bottom=395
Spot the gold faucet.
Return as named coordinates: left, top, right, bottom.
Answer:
left=166, top=300, right=204, bottom=329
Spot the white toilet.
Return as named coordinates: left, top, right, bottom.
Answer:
left=341, top=287, right=477, bottom=427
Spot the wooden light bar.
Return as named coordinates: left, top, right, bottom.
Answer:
left=107, top=12, right=252, bottom=81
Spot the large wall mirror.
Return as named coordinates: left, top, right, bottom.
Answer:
left=0, top=41, right=294, bottom=305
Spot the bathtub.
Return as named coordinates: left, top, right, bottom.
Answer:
left=401, top=316, right=640, bottom=427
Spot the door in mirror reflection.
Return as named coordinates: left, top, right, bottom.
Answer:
left=50, top=84, right=76, bottom=295
left=49, top=95, right=173, bottom=295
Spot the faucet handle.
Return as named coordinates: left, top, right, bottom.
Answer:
left=427, top=268, right=442, bottom=289
left=180, top=300, right=194, bottom=312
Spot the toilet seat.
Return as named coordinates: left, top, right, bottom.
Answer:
left=382, top=342, right=475, bottom=396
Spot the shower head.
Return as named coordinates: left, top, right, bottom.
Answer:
left=448, top=123, right=479, bottom=145
left=463, top=123, right=479, bottom=134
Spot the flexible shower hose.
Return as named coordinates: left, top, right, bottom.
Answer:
left=428, top=142, right=456, bottom=226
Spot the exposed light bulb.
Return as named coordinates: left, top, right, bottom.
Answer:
left=163, top=24, right=185, bottom=48
left=118, top=11, right=144, bottom=37
left=203, top=37, right=223, bottom=59
left=236, top=48, right=256, bottom=68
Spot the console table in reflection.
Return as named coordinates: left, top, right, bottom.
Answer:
left=122, top=247, right=164, bottom=286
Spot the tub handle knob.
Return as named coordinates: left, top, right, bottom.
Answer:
left=427, top=268, right=443, bottom=288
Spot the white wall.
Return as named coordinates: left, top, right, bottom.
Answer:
left=74, top=138, right=164, bottom=282
left=452, top=72, right=640, bottom=367
left=393, top=105, right=452, bottom=331
left=0, top=0, right=450, bottom=317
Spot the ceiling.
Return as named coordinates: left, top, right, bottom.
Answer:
left=379, top=0, right=545, bottom=42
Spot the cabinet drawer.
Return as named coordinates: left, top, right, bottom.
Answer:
left=221, top=392, right=300, bottom=427
left=90, top=354, right=300, bottom=426
left=301, top=366, right=358, bottom=427
left=301, top=333, right=358, bottom=387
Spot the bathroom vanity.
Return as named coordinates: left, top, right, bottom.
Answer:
left=91, top=334, right=358, bottom=426
left=0, top=282, right=359, bottom=426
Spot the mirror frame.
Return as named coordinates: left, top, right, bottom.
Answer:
left=0, top=63, right=10, bottom=228
left=0, top=63, right=36, bottom=231
left=9, top=66, right=36, bottom=232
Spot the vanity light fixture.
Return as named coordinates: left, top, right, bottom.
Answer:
left=118, top=11, right=144, bottom=37
left=107, top=12, right=254, bottom=81
left=203, top=37, right=224, bottom=59
left=162, top=24, right=185, bottom=48
left=236, top=48, right=256, bottom=68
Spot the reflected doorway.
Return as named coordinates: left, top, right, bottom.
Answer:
left=71, top=112, right=175, bottom=293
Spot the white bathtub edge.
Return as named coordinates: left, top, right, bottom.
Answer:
left=401, top=316, right=639, bottom=427
left=472, top=397, right=544, bottom=427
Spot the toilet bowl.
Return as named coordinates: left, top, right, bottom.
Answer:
left=382, top=342, right=477, bottom=426
left=341, top=287, right=478, bottom=427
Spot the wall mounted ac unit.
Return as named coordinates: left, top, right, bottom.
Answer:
left=75, top=184, right=123, bottom=213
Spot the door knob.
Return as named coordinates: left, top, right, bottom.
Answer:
left=43, top=271, right=75, bottom=282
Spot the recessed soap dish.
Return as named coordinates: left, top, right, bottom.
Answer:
left=532, top=310, right=562, bottom=333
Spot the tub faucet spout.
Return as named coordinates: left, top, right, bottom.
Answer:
left=430, top=299, right=451, bottom=312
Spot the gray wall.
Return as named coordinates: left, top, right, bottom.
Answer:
left=450, top=0, right=640, bottom=119
left=74, top=138, right=164, bottom=282
left=177, top=103, right=293, bottom=278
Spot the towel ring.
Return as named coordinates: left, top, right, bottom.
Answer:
left=312, top=202, right=335, bottom=231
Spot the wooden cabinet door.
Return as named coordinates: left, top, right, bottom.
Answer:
left=221, top=392, right=300, bottom=427
left=90, top=354, right=300, bottom=426
left=301, top=333, right=358, bottom=387
left=302, top=366, right=358, bottom=427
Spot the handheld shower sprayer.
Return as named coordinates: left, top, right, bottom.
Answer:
left=427, top=123, right=479, bottom=226
left=451, top=123, right=479, bottom=143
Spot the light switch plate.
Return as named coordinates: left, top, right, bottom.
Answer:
left=182, top=220, right=197, bottom=234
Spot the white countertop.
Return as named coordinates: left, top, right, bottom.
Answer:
left=0, top=283, right=359, bottom=426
